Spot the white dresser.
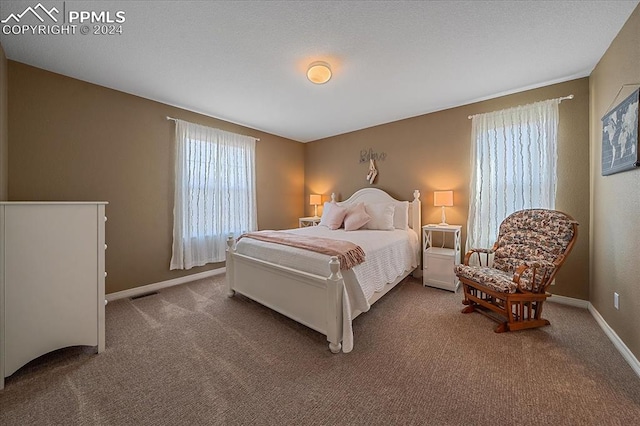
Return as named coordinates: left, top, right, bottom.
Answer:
left=0, top=202, right=107, bottom=389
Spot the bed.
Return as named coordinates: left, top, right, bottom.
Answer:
left=225, top=188, right=422, bottom=353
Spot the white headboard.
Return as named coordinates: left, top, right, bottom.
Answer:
left=330, top=188, right=422, bottom=236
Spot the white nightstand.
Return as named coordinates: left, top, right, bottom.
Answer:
left=423, top=224, right=462, bottom=292
left=299, top=216, right=321, bottom=227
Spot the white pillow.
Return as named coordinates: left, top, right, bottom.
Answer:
left=343, top=203, right=371, bottom=231
left=393, top=201, right=409, bottom=230
left=364, top=203, right=395, bottom=231
left=319, top=202, right=347, bottom=230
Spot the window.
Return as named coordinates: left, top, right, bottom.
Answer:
left=466, top=99, right=559, bottom=252
left=170, top=120, right=257, bottom=270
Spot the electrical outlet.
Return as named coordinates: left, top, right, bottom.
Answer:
left=614, top=292, right=620, bottom=310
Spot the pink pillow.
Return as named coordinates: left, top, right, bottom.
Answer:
left=319, top=202, right=347, bottom=230
left=343, top=203, right=371, bottom=231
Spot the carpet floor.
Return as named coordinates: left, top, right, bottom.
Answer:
left=1, top=275, right=639, bottom=425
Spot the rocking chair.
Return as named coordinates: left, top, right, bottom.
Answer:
left=454, top=209, right=578, bottom=333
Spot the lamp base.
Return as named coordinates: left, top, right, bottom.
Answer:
left=440, top=206, right=448, bottom=226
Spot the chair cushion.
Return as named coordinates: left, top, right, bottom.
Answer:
left=492, top=209, right=577, bottom=292
left=454, top=265, right=518, bottom=293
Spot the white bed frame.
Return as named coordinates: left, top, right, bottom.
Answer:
left=225, top=188, right=421, bottom=353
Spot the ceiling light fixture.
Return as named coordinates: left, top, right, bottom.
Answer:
left=307, top=61, right=332, bottom=84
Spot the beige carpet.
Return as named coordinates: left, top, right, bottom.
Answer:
left=1, top=275, right=639, bottom=425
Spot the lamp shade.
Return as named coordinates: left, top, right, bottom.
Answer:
left=309, top=194, right=322, bottom=205
left=307, top=61, right=332, bottom=84
left=434, top=190, right=453, bottom=207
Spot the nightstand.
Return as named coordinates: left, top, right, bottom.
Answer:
left=423, top=224, right=462, bottom=292
left=299, top=216, right=321, bottom=227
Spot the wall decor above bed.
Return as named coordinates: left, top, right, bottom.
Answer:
left=359, top=147, right=387, bottom=163
left=366, top=159, right=378, bottom=184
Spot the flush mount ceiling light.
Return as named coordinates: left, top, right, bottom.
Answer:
left=306, top=61, right=332, bottom=84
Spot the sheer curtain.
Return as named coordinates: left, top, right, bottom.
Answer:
left=170, top=119, right=257, bottom=270
left=466, top=99, right=559, bottom=252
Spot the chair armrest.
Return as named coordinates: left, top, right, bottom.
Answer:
left=463, top=247, right=495, bottom=266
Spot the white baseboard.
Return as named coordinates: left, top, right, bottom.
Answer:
left=546, top=294, right=639, bottom=378
left=547, top=294, right=590, bottom=309
left=106, top=268, right=226, bottom=302
left=589, top=303, right=640, bottom=378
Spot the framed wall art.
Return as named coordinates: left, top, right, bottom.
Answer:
left=601, top=88, right=640, bottom=176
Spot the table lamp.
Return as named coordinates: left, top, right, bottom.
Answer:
left=310, top=194, right=322, bottom=218
left=434, top=191, right=453, bottom=225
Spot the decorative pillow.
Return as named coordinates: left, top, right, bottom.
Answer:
left=364, top=203, right=395, bottom=231
left=343, top=202, right=371, bottom=231
left=393, top=201, right=409, bottom=230
left=319, top=202, right=347, bottom=230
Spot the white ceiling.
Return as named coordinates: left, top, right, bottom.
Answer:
left=1, top=1, right=638, bottom=142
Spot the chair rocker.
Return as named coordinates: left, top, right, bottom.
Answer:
left=454, top=209, right=578, bottom=333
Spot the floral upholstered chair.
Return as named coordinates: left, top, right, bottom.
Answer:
left=454, top=209, right=578, bottom=333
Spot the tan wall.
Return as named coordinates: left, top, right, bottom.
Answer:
left=589, top=5, right=640, bottom=359
left=305, top=78, right=590, bottom=300
left=0, top=43, right=7, bottom=201
left=8, top=62, right=304, bottom=294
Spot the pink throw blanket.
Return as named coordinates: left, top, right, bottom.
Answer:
left=238, top=231, right=365, bottom=270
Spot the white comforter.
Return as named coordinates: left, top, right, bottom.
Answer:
left=235, top=226, right=419, bottom=352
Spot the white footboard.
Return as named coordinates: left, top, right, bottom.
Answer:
left=226, top=237, right=344, bottom=353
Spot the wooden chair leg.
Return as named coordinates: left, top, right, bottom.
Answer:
left=506, top=300, right=518, bottom=330
left=494, top=322, right=508, bottom=333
